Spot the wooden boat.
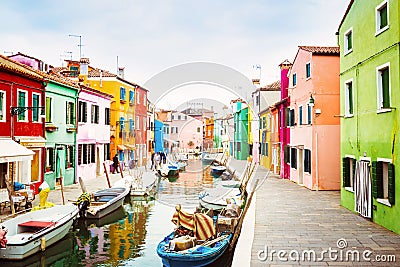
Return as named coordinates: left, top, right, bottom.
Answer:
left=84, top=187, right=129, bottom=219
left=0, top=204, right=78, bottom=260
left=114, top=175, right=158, bottom=197
left=210, top=165, right=226, bottom=177
left=156, top=205, right=233, bottom=267
left=199, top=187, right=241, bottom=211
left=201, top=152, right=216, bottom=165
left=157, top=232, right=231, bottom=267
left=158, top=164, right=179, bottom=178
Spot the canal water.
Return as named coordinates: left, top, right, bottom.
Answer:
left=3, top=159, right=234, bottom=267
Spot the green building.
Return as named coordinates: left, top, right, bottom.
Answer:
left=232, top=100, right=249, bottom=160
left=44, top=72, right=79, bottom=189
left=339, top=0, right=399, bottom=233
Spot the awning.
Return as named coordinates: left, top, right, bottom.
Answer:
left=14, top=136, right=46, bottom=147
left=117, top=145, right=128, bottom=150
left=125, top=144, right=136, bottom=150
left=0, top=138, right=35, bottom=163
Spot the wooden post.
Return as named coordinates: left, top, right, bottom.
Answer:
left=119, top=162, right=124, bottom=178
left=229, top=179, right=259, bottom=252
left=59, top=169, right=65, bottom=205
left=103, top=162, right=112, bottom=188
left=78, top=176, right=87, bottom=193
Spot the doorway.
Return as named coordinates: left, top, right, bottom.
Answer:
left=298, top=148, right=304, bottom=185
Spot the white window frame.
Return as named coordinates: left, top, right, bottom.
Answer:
left=376, top=62, right=391, bottom=112
left=143, top=93, right=146, bottom=105
left=298, top=105, right=303, bottom=125
left=344, top=155, right=356, bottom=192
left=344, top=78, right=354, bottom=117
left=0, top=90, right=6, bottom=122
left=143, top=117, right=146, bottom=131
left=344, top=28, right=353, bottom=55
left=137, top=91, right=140, bottom=104
left=375, top=0, right=389, bottom=36
left=17, top=89, right=28, bottom=122
left=31, top=93, right=41, bottom=123
left=136, top=116, right=140, bottom=130
left=292, top=73, right=297, bottom=87
left=376, top=157, right=392, bottom=206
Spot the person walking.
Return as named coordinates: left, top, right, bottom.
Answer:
left=112, top=154, right=120, bottom=174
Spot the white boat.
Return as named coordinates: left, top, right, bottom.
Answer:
left=85, top=187, right=129, bottom=219
left=0, top=204, right=78, bottom=260
left=199, top=186, right=242, bottom=211
left=114, top=175, right=158, bottom=197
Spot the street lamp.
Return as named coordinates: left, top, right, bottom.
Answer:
left=68, top=34, right=83, bottom=59
left=309, top=95, right=315, bottom=107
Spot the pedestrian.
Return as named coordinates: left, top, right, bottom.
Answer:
left=112, top=154, right=120, bottom=174
left=151, top=151, right=155, bottom=170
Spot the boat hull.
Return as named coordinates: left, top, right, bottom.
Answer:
left=85, top=187, right=129, bottom=219
left=157, top=232, right=231, bottom=267
left=0, top=205, right=78, bottom=260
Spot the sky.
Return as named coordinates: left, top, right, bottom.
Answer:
left=0, top=0, right=349, bottom=107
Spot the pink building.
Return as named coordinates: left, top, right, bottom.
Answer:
left=76, top=85, right=112, bottom=181
left=170, top=111, right=203, bottom=152
left=287, top=46, right=340, bottom=190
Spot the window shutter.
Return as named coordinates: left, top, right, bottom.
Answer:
left=78, top=144, right=82, bottom=165
left=352, top=159, right=356, bottom=186
left=388, top=163, right=395, bottom=205
left=381, top=68, right=390, bottom=108
left=84, top=102, right=87, bottom=122
left=66, top=102, right=69, bottom=124
left=343, top=158, right=350, bottom=187
left=371, top=161, right=377, bottom=198
left=372, top=161, right=383, bottom=198
left=380, top=6, right=388, bottom=28
left=91, top=144, right=96, bottom=163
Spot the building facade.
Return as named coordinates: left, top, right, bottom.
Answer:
left=339, top=0, right=400, bottom=233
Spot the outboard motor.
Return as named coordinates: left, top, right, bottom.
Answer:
left=76, top=192, right=91, bottom=217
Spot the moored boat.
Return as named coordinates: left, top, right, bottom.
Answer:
left=0, top=204, right=79, bottom=260
left=210, top=165, right=226, bottom=177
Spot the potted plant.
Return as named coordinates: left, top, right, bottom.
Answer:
left=45, top=165, right=51, bottom=172
left=67, top=162, right=72, bottom=168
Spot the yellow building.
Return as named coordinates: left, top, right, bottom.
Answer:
left=65, top=59, right=138, bottom=166
left=259, top=109, right=270, bottom=169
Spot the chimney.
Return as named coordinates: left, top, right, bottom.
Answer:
left=118, top=67, right=125, bottom=79
left=80, top=58, right=90, bottom=76
left=279, top=59, right=292, bottom=99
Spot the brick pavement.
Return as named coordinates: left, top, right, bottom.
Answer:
left=228, top=158, right=400, bottom=266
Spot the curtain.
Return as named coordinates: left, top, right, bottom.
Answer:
left=354, top=161, right=372, bottom=218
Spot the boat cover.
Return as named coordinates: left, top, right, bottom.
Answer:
left=171, top=205, right=215, bottom=240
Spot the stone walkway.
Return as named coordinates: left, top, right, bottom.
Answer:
left=228, top=158, right=400, bottom=266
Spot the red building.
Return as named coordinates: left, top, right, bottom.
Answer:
left=135, top=86, right=148, bottom=166
left=0, top=55, right=46, bottom=192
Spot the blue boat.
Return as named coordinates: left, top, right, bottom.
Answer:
left=210, top=165, right=226, bottom=177
left=157, top=232, right=231, bottom=267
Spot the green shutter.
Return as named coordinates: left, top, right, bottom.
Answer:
left=348, top=83, right=353, bottom=114
left=352, top=159, right=356, bottom=186
left=374, top=161, right=384, bottom=198
left=46, top=97, right=51, bottom=123
left=343, top=158, right=350, bottom=187
left=380, top=5, right=388, bottom=29
left=388, top=163, right=395, bottom=205
left=372, top=161, right=378, bottom=198
left=381, top=68, right=390, bottom=108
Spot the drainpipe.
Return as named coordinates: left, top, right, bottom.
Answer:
left=75, top=87, right=82, bottom=183
left=315, top=131, right=319, bottom=191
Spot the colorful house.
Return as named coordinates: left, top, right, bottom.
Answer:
left=60, top=60, right=138, bottom=166
left=135, top=86, right=148, bottom=166
left=231, top=99, right=249, bottom=160
left=170, top=111, right=203, bottom=152
left=154, top=119, right=164, bottom=153
left=204, top=117, right=214, bottom=150
left=287, top=46, right=340, bottom=190
left=0, top=55, right=45, bottom=195
left=339, top=0, right=400, bottom=233
left=277, top=60, right=292, bottom=179
left=42, top=71, right=79, bottom=188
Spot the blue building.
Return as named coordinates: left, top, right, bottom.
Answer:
left=154, top=119, right=164, bottom=153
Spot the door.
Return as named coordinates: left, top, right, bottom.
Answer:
left=298, top=148, right=304, bottom=184
left=354, top=160, right=372, bottom=218
left=56, top=148, right=65, bottom=186
left=31, top=150, right=40, bottom=182
left=96, top=146, right=101, bottom=175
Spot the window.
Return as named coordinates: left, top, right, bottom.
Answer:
left=104, top=143, right=110, bottom=161
left=292, top=73, right=297, bottom=87
left=305, top=63, right=311, bottom=79
left=137, top=91, right=140, bottom=104
left=376, top=63, right=390, bottom=110
left=376, top=1, right=389, bottom=34
left=307, top=104, right=312, bottom=124
left=78, top=101, right=87, bottom=123
left=344, top=28, right=353, bottom=54
left=129, top=118, right=134, bottom=131
left=66, top=101, right=74, bottom=124
left=290, top=147, right=297, bottom=169
left=0, top=91, right=5, bottom=121
left=105, top=108, right=110, bottom=125
left=66, top=146, right=74, bottom=168
left=18, top=90, right=27, bottom=121
left=136, top=116, right=140, bottom=130
left=32, top=94, right=40, bottom=122
left=91, top=104, right=99, bottom=124
left=288, top=109, right=295, bottom=126
left=143, top=93, right=146, bottom=105
left=197, top=127, right=201, bottom=133
left=304, top=149, right=311, bottom=173
left=298, top=106, right=303, bottom=125
left=45, top=96, right=52, bottom=123
left=172, top=115, right=175, bottom=120
left=78, top=144, right=96, bottom=165
left=120, top=87, right=126, bottom=101
left=372, top=159, right=395, bottom=205
left=119, top=117, right=125, bottom=131
left=256, top=95, right=260, bottom=106
left=345, top=80, right=354, bottom=116
left=284, top=145, right=290, bottom=164
left=143, top=117, right=146, bottom=130
left=46, top=147, right=54, bottom=172
left=129, top=90, right=134, bottom=103
left=343, top=157, right=356, bottom=190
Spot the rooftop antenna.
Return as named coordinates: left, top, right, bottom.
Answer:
left=68, top=34, right=83, bottom=58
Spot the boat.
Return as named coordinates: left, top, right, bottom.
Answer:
left=201, top=152, right=216, bottom=165
left=158, top=164, right=179, bottom=178
left=157, top=205, right=232, bottom=267
left=0, top=204, right=79, bottom=260
left=78, top=187, right=129, bottom=219
left=199, top=187, right=242, bottom=211
left=210, top=165, right=226, bottom=177
left=113, top=174, right=158, bottom=197
left=176, top=161, right=187, bottom=172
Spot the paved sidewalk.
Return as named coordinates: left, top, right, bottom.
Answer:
left=228, top=159, right=400, bottom=266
